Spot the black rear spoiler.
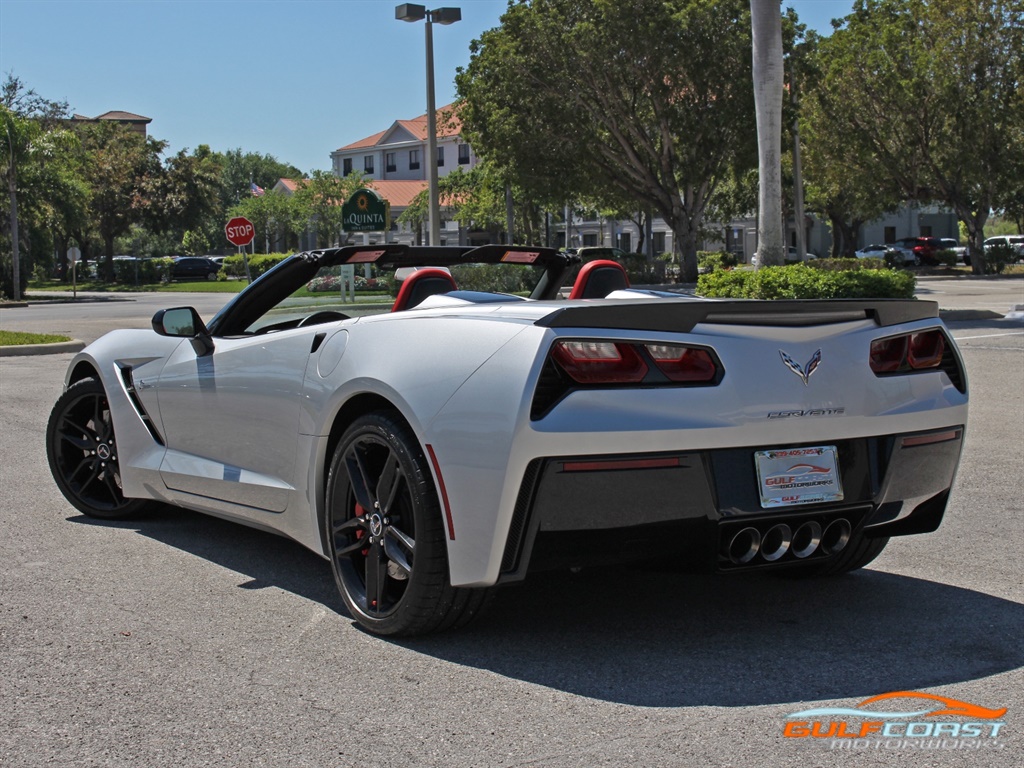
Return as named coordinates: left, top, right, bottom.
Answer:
left=536, top=299, right=939, bottom=333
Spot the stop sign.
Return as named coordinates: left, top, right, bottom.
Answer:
left=225, top=216, right=255, bottom=247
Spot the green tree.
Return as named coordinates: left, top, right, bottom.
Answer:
left=157, top=145, right=223, bottom=249
left=1, top=76, right=82, bottom=297
left=229, top=188, right=294, bottom=254
left=217, top=148, right=302, bottom=213
left=805, top=0, right=1024, bottom=272
left=79, top=122, right=166, bottom=280
left=457, top=0, right=756, bottom=281
left=291, top=170, right=353, bottom=248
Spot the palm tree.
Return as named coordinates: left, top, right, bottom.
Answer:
left=750, top=0, right=785, bottom=267
left=1, top=105, right=38, bottom=300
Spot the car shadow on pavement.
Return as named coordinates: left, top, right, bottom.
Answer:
left=73, top=506, right=1024, bottom=709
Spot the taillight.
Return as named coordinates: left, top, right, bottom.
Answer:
left=908, top=330, right=945, bottom=368
left=549, top=339, right=721, bottom=386
left=551, top=341, right=648, bottom=383
left=870, top=329, right=946, bottom=374
left=869, top=335, right=907, bottom=372
left=644, top=344, right=718, bottom=382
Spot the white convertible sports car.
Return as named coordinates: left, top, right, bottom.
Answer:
left=47, top=244, right=968, bottom=635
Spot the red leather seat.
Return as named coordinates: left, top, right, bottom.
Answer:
left=568, top=259, right=630, bottom=299
left=391, top=268, right=458, bottom=311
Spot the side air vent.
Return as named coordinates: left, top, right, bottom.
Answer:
left=118, top=365, right=164, bottom=445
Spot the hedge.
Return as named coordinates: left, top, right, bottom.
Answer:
left=697, top=263, right=916, bottom=299
left=222, top=253, right=290, bottom=279
left=112, top=257, right=175, bottom=284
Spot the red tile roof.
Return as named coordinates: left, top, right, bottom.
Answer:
left=367, top=180, right=427, bottom=208
left=335, top=104, right=461, bottom=151
left=275, top=178, right=426, bottom=208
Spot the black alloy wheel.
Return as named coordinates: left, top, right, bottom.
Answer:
left=325, top=412, right=490, bottom=636
left=46, top=378, right=152, bottom=519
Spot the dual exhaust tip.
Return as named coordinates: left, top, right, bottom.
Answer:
left=725, top=518, right=851, bottom=565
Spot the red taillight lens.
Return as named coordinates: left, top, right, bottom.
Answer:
left=870, top=336, right=908, bottom=373
left=908, top=330, right=945, bottom=369
left=551, top=340, right=648, bottom=384
left=870, top=329, right=947, bottom=374
left=645, top=344, right=717, bottom=382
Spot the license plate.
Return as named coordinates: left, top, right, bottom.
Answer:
left=754, top=445, right=843, bottom=508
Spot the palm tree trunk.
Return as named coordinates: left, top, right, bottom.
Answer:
left=750, top=0, right=785, bottom=268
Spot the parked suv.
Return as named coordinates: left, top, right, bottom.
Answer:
left=887, top=237, right=942, bottom=266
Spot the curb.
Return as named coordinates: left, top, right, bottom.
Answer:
left=0, top=339, right=86, bottom=357
left=938, top=309, right=1006, bottom=321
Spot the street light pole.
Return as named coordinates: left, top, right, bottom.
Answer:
left=396, top=4, right=461, bottom=247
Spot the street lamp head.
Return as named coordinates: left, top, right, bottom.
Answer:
left=395, top=3, right=426, bottom=22
left=432, top=7, right=462, bottom=24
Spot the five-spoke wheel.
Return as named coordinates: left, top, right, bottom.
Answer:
left=46, top=378, right=151, bottom=519
left=325, top=412, right=490, bottom=636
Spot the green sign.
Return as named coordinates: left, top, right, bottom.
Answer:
left=342, top=188, right=391, bottom=232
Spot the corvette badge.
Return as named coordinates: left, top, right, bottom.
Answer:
left=780, top=349, right=821, bottom=386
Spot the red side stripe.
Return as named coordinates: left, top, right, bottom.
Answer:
left=426, top=444, right=456, bottom=540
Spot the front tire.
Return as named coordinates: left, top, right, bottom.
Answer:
left=46, top=378, right=152, bottom=519
left=325, top=412, right=490, bottom=636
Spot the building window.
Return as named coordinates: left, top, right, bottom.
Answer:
left=364, top=155, right=374, bottom=174
left=458, top=144, right=470, bottom=165
left=920, top=225, right=932, bottom=236
left=385, top=152, right=396, bottom=173
left=437, top=146, right=444, bottom=167
left=652, top=232, right=666, bottom=254
left=884, top=226, right=896, bottom=243
left=343, top=158, right=352, bottom=176
left=409, top=149, right=420, bottom=170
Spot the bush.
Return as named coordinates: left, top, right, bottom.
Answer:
left=698, top=250, right=738, bottom=273
left=934, top=249, right=958, bottom=268
left=697, top=264, right=916, bottom=299
left=450, top=263, right=530, bottom=294
left=222, top=253, right=289, bottom=279
left=112, top=257, right=174, bottom=284
left=983, top=244, right=1017, bottom=274
left=884, top=249, right=908, bottom=269
left=620, top=252, right=666, bottom=283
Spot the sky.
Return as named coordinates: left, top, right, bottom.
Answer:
left=0, top=0, right=854, bottom=175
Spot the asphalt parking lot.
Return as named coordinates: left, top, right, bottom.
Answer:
left=1, top=279, right=1022, bottom=767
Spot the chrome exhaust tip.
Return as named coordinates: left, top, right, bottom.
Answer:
left=726, top=527, right=762, bottom=564
left=820, top=518, right=852, bottom=555
left=791, top=521, right=823, bottom=559
left=760, top=524, right=792, bottom=562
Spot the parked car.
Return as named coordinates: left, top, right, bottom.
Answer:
left=854, top=244, right=889, bottom=259
left=886, top=237, right=942, bottom=266
left=46, top=244, right=969, bottom=636
left=984, top=235, right=1024, bottom=259
left=171, top=257, right=221, bottom=281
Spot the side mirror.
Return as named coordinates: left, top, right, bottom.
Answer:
left=152, top=307, right=214, bottom=356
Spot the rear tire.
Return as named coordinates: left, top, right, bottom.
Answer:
left=46, top=378, right=153, bottom=519
left=324, top=412, right=491, bottom=636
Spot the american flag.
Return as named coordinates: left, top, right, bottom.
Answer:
left=250, top=182, right=265, bottom=197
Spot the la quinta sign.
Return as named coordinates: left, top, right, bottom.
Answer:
left=342, top=188, right=390, bottom=232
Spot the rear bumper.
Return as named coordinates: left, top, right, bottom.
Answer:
left=498, top=426, right=963, bottom=581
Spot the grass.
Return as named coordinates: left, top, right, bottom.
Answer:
left=27, top=279, right=249, bottom=294
left=0, top=330, right=72, bottom=346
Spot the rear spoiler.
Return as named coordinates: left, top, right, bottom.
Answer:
left=535, top=299, right=939, bottom=333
